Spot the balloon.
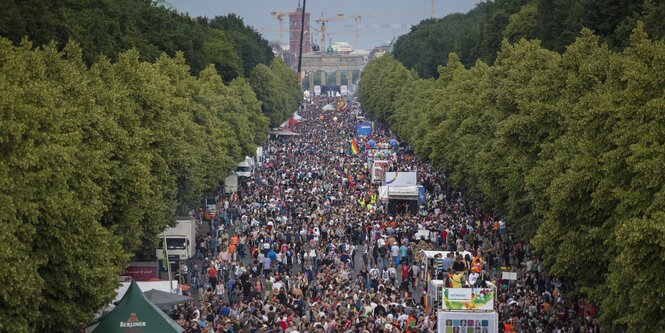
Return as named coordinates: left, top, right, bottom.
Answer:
left=333, top=116, right=338, bottom=122
left=390, top=139, right=398, bottom=147
left=367, top=140, right=375, bottom=148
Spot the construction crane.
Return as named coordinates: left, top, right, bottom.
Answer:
left=314, top=13, right=345, bottom=52
left=347, top=12, right=415, bottom=50
left=270, top=11, right=291, bottom=46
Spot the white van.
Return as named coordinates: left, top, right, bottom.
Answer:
left=236, top=156, right=255, bottom=177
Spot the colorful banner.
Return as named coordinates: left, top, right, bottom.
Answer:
left=371, top=160, right=389, bottom=183
left=418, top=185, right=427, bottom=203
left=437, top=311, right=499, bottom=333
left=442, top=288, right=494, bottom=311
left=355, top=122, right=373, bottom=137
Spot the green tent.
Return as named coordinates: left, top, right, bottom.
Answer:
left=89, top=280, right=183, bottom=333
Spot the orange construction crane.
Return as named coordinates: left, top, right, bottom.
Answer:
left=315, top=13, right=345, bottom=52
left=270, top=11, right=291, bottom=46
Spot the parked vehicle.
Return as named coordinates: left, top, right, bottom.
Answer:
left=155, top=217, right=197, bottom=262
left=224, top=173, right=238, bottom=194
left=236, top=156, right=255, bottom=177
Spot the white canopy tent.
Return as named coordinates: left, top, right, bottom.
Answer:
left=113, top=281, right=180, bottom=303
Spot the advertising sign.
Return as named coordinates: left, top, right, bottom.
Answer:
left=355, top=122, right=373, bottom=137
left=122, top=266, right=158, bottom=281
left=383, top=171, right=417, bottom=186
left=340, top=85, right=348, bottom=95
left=314, top=85, right=321, bottom=96
left=371, top=160, right=389, bottom=183
left=442, top=288, right=494, bottom=311
left=418, top=185, right=427, bottom=203
left=437, top=311, right=499, bottom=333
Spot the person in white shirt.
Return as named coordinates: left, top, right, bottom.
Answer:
left=382, top=268, right=390, bottom=284
left=388, top=265, right=397, bottom=286
left=369, top=265, right=379, bottom=282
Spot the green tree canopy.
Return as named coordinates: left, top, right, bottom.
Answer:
left=0, top=0, right=276, bottom=81
left=359, top=24, right=665, bottom=332
left=391, top=0, right=665, bottom=78
left=0, top=35, right=291, bottom=331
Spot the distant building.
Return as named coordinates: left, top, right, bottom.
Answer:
left=269, top=41, right=289, bottom=64
left=154, top=0, right=177, bottom=12
left=288, top=1, right=311, bottom=69
left=331, top=42, right=353, bottom=53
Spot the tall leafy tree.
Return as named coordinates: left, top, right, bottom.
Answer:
left=208, top=14, right=274, bottom=76
left=361, top=23, right=665, bottom=331
left=249, top=60, right=303, bottom=128
left=0, top=40, right=127, bottom=332
left=357, top=54, right=417, bottom=121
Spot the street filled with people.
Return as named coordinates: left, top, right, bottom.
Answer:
left=169, top=97, right=603, bottom=333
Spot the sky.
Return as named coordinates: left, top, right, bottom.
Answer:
left=167, top=0, right=482, bottom=50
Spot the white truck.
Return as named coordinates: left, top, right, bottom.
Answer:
left=156, top=217, right=197, bottom=262
left=256, top=146, right=264, bottom=168
left=224, top=173, right=238, bottom=194
left=236, top=156, right=255, bottom=177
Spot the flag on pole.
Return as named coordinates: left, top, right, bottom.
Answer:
left=424, top=273, right=431, bottom=314
left=350, top=139, right=360, bottom=155
left=163, top=233, right=174, bottom=292
left=162, top=235, right=168, bottom=270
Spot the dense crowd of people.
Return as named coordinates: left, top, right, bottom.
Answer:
left=167, top=97, right=603, bottom=333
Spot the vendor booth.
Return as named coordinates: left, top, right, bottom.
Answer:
left=87, top=280, right=183, bottom=333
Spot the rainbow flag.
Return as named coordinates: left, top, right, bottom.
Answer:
left=350, top=139, right=360, bottom=155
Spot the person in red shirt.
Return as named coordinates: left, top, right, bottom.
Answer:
left=401, top=264, right=411, bottom=290
left=207, top=264, right=218, bottom=290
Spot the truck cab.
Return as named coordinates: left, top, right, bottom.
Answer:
left=156, top=217, right=197, bottom=262
left=236, top=156, right=255, bottom=177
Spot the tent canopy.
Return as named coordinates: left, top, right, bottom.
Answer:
left=287, top=117, right=299, bottom=127
left=269, top=129, right=300, bottom=137
left=89, top=280, right=183, bottom=333
left=113, top=280, right=179, bottom=303
left=143, top=289, right=192, bottom=310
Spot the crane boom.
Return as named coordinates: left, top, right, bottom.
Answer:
left=315, top=13, right=345, bottom=51
left=270, top=11, right=291, bottom=46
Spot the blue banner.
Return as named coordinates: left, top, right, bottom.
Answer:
left=355, top=122, right=373, bottom=137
